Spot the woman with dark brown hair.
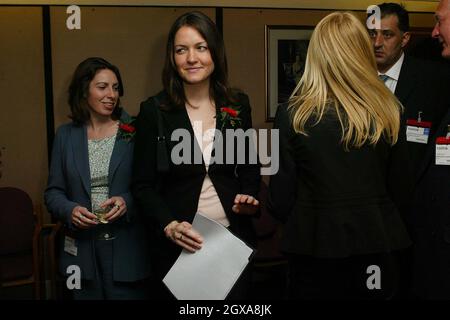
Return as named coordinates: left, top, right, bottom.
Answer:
left=45, top=57, right=151, bottom=299
left=132, top=11, right=261, bottom=299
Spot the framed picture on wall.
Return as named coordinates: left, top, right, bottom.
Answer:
left=265, top=25, right=314, bottom=121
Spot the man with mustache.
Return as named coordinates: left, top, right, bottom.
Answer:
left=411, top=0, right=450, bottom=299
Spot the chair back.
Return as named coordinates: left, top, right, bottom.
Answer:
left=0, top=187, right=35, bottom=255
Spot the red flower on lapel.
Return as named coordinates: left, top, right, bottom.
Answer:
left=117, top=118, right=136, bottom=142
left=221, top=107, right=238, bottom=118
left=119, top=123, right=135, bottom=133
left=219, top=105, right=241, bottom=130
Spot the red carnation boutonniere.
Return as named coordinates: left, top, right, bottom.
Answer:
left=118, top=118, right=136, bottom=142
left=219, top=105, right=241, bottom=131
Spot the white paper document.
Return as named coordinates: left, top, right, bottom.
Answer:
left=163, top=212, right=254, bottom=300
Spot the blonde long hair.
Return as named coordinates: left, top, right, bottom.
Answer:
left=289, top=12, right=402, bottom=148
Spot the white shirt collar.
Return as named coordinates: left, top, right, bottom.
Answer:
left=378, top=52, right=404, bottom=81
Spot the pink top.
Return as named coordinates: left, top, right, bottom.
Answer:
left=191, top=119, right=230, bottom=227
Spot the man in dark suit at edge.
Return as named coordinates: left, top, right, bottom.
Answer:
left=410, top=0, right=450, bottom=299
left=368, top=2, right=450, bottom=298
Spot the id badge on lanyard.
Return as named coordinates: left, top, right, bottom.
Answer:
left=406, top=112, right=432, bottom=144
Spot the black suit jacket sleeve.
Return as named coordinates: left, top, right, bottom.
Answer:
left=235, top=93, right=261, bottom=199
left=132, top=99, right=174, bottom=229
left=386, top=119, right=414, bottom=218
left=267, top=104, right=297, bottom=222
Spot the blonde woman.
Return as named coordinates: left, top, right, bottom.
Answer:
left=268, top=12, right=412, bottom=299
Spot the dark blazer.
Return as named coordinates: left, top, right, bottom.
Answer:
left=132, top=90, right=260, bottom=269
left=411, top=105, right=450, bottom=298
left=268, top=104, right=411, bottom=258
left=44, top=111, right=151, bottom=282
left=395, top=55, right=450, bottom=177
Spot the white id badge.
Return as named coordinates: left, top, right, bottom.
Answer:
left=64, top=236, right=78, bottom=256
left=406, top=125, right=430, bottom=144
left=436, top=137, right=450, bottom=165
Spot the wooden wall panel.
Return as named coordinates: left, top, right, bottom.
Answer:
left=0, top=7, right=48, bottom=214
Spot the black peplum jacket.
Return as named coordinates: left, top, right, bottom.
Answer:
left=268, top=103, right=412, bottom=258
